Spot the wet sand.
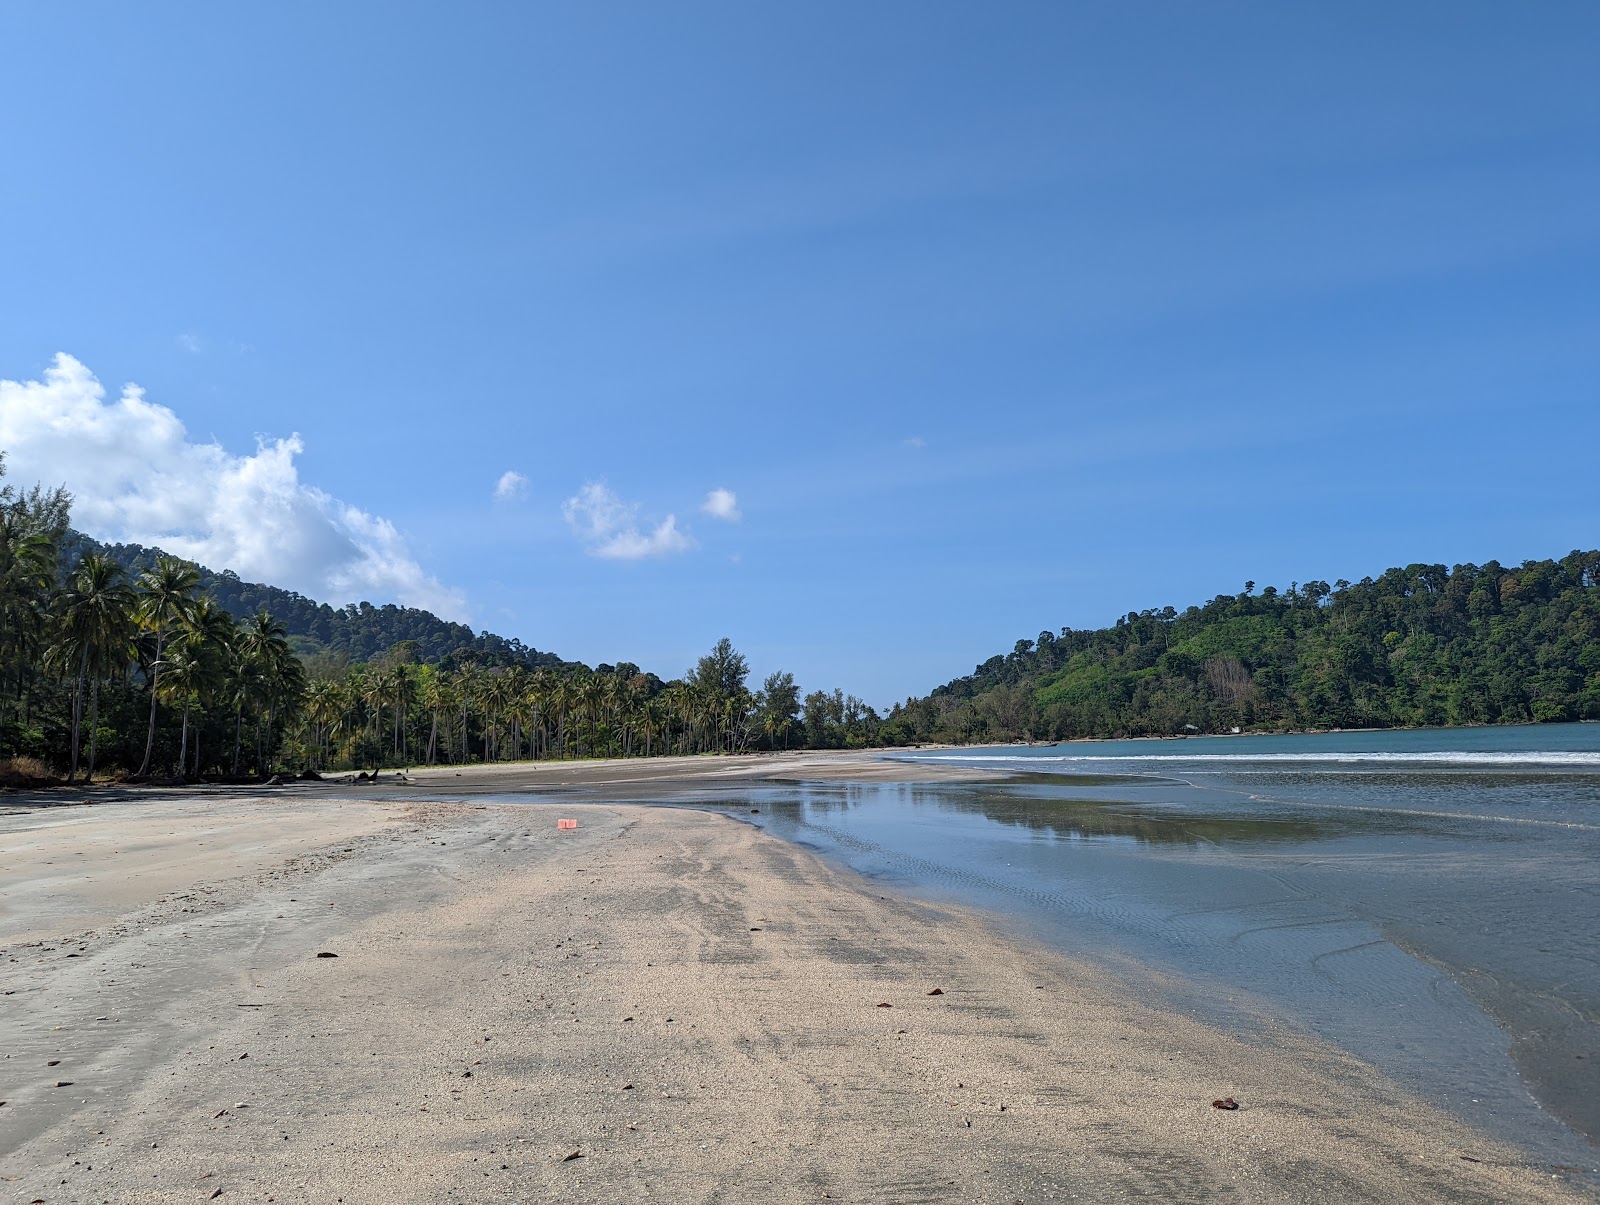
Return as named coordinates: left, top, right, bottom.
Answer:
left=0, top=765, right=1591, bottom=1202
left=396, top=748, right=1003, bottom=792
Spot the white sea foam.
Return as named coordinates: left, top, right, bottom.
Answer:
left=895, top=751, right=1600, bottom=768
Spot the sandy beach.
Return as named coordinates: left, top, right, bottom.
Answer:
left=1, top=757, right=1591, bottom=1202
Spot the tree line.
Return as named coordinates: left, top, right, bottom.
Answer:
left=10, top=451, right=1594, bottom=780
left=1, top=458, right=883, bottom=783
left=879, top=554, right=1600, bottom=744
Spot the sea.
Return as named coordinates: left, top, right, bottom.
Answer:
left=725, top=723, right=1600, bottom=1168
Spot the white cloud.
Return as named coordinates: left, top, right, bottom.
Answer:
left=903, top=435, right=926, bottom=449
left=176, top=333, right=202, bottom=354
left=701, top=487, right=741, bottom=522
left=561, top=481, right=694, bottom=560
left=0, top=354, right=468, bottom=620
left=494, top=469, right=529, bottom=501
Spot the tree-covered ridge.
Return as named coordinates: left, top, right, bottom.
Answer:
left=60, top=531, right=571, bottom=671
left=881, top=553, right=1600, bottom=744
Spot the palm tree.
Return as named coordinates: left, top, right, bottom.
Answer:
left=549, top=676, right=572, bottom=758
left=359, top=669, right=388, bottom=758
left=418, top=667, right=451, bottom=765
left=575, top=674, right=606, bottom=760
left=391, top=664, right=416, bottom=762
left=135, top=557, right=201, bottom=777
left=0, top=511, right=58, bottom=751
left=239, top=610, right=300, bottom=775
left=763, top=708, right=785, bottom=752
left=50, top=554, right=136, bottom=783
left=641, top=696, right=664, bottom=758
left=527, top=670, right=553, bottom=760
left=454, top=665, right=480, bottom=762
left=226, top=643, right=262, bottom=776
left=175, top=596, right=236, bottom=777
left=663, top=683, right=690, bottom=755
left=157, top=644, right=208, bottom=777
left=304, top=679, right=341, bottom=769
left=329, top=676, right=363, bottom=765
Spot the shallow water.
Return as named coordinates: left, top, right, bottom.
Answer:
left=440, top=724, right=1600, bottom=1170
left=769, top=725, right=1599, bottom=1162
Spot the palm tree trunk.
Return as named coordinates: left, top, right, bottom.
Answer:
left=86, top=676, right=102, bottom=784
left=179, top=700, right=191, bottom=779
left=137, top=631, right=164, bottom=776
left=68, top=645, right=88, bottom=784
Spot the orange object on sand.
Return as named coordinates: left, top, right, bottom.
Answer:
left=557, top=818, right=578, bottom=830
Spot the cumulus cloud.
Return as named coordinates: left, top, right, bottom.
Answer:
left=0, top=354, right=467, bottom=620
left=701, top=487, right=741, bottom=522
left=562, top=481, right=694, bottom=560
left=494, top=469, right=529, bottom=501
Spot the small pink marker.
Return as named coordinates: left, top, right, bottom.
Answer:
left=557, top=818, right=578, bottom=830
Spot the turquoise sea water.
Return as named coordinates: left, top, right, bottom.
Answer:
left=735, top=723, right=1600, bottom=1168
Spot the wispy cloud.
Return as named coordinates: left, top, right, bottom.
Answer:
left=562, top=481, right=694, bottom=560
left=176, top=332, right=202, bottom=354
left=0, top=354, right=467, bottom=619
left=701, top=487, right=740, bottom=522
left=494, top=469, right=529, bottom=501
left=903, top=435, right=926, bottom=449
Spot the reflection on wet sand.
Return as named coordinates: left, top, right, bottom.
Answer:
left=722, top=767, right=1600, bottom=1165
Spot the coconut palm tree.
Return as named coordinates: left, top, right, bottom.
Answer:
left=359, top=669, right=388, bottom=756
left=50, top=554, right=136, bottom=783
left=157, top=643, right=208, bottom=777
left=453, top=665, right=482, bottom=762
left=0, top=511, right=58, bottom=749
left=175, top=596, right=236, bottom=777
left=391, top=664, right=416, bottom=762
left=417, top=666, right=448, bottom=765
left=134, top=557, right=201, bottom=777
left=527, top=670, right=553, bottom=760
left=548, top=676, right=572, bottom=758
left=226, top=639, right=265, bottom=777
left=303, top=679, right=341, bottom=769
left=240, top=611, right=301, bottom=774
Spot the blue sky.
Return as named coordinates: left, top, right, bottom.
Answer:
left=2, top=2, right=1596, bottom=705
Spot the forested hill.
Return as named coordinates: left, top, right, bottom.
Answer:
left=881, top=551, right=1600, bottom=744
left=61, top=531, right=573, bottom=672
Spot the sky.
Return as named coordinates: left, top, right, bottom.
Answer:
left=1, top=2, right=1596, bottom=706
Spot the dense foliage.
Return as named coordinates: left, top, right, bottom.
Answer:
left=880, top=555, right=1600, bottom=744
left=2, top=459, right=881, bottom=781
left=61, top=532, right=569, bottom=671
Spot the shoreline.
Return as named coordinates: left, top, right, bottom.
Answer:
left=1, top=781, right=1593, bottom=1199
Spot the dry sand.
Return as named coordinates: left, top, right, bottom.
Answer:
left=0, top=764, right=1591, bottom=1203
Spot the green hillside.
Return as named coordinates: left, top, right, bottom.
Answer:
left=61, top=531, right=571, bottom=672
left=881, top=552, right=1600, bottom=744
